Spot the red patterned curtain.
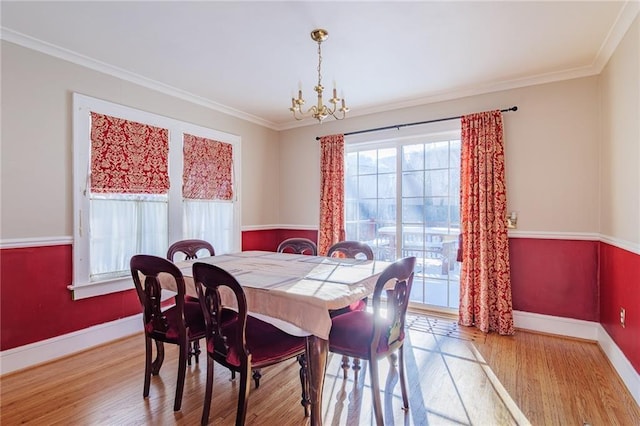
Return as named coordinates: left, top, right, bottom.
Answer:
left=90, top=112, right=169, bottom=194
left=459, top=110, right=514, bottom=335
left=183, top=134, right=233, bottom=200
left=318, top=134, right=345, bottom=255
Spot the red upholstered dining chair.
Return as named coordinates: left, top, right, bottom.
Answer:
left=276, top=237, right=317, bottom=255
left=193, top=262, right=309, bottom=426
left=328, top=256, right=417, bottom=426
left=130, top=254, right=207, bottom=412
left=327, top=240, right=375, bottom=374
left=166, top=239, right=216, bottom=365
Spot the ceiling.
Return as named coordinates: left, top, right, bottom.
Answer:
left=1, top=1, right=637, bottom=130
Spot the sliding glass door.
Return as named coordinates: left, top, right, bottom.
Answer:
left=345, top=132, right=461, bottom=311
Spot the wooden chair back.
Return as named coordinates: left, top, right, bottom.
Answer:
left=167, top=239, right=215, bottom=261
left=327, top=241, right=374, bottom=260
left=276, top=238, right=317, bottom=255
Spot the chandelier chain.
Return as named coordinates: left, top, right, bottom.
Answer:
left=316, top=40, right=323, bottom=88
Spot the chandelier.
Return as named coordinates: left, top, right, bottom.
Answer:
left=289, top=29, right=349, bottom=122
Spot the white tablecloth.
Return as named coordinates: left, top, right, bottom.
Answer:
left=162, top=250, right=390, bottom=340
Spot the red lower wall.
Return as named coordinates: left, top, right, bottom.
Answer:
left=0, top=245, right=140, bottom=350
left=1, top=230, right=318, bottom=351
left=242, top=229, right=318, bottom=252
left=599, top=242, right=640, bottom=373
left=1, top=231, right=638, bottom=376
left=509, top=238, right=599, bottom=321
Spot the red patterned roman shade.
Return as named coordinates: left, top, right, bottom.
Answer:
left=182, top=134, right=233, bottom=200
left=90, top=112, right=169, bottom=194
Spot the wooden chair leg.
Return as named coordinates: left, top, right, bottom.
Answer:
left=369, top=358, right=384, bottom=426
left=201, top=356, right=215, bottom=426
left=398, top=346, right=409, bottom=410
left=341, top=356, right=350, bottom=379
left=297, top=354, right=311, bottom=417
left=352, top=357, right=361, bottom=374
left=388, top=352, right=398, bottom=367
left=151, top=340, right=165, bottom=375
left=252, top=369, right=262, bottom=388
left=236, top=363, right=252, bottom=426
left=143, top=336, right=152, bottom=398
left=188, top=339, right=201, bottom=366
left=173, top=340, right=188, bottom=411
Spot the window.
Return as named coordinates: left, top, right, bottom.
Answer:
left=345, top=127, right=461, bottom=311
left=72, top=93, right=241, bottom=299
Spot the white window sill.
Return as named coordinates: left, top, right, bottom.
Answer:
left=68, top=276, right=134, bottom=300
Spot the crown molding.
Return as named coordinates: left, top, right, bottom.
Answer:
left=5, top=1, right=637, bottom=135
left=592, top=0, right=640, bottom=72
left=0, top=28, right=279, bottom=130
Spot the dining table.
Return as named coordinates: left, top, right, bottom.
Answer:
left=168, top=250, right=392, bottom=426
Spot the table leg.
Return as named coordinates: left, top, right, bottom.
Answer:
left=305, top=335, right=328, bottom=426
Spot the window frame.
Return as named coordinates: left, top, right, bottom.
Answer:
left=71, top=93, right=241, bottom=299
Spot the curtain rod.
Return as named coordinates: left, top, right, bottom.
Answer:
left=315, top=106, right=518, bottom=140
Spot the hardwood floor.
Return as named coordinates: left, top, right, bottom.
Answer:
left=2, top=312, right=639, bottom=425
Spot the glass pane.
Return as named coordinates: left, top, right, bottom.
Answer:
left=449, top=201, right=461, bottom=227
left=378, top=148, right=396, bottom=173
left=345, top=200, right=358, bottom=221
left=378, top=199, right=397, bottom=223
left=425, top=169, right=448, bottom=197
left=374, top=225, right=396, bottom=261
left=425, top=197, right=448, bottom=226
left=450, top=140, right=461, bottom=169
left=345, top=222, right=357, bottom=240
left=448, top=282, right=460, bottom=309
left=345, top=175, right=358, bottom=199
left=358, top=199, right=378, bottom=222
left=402, top=171, right=423, bottom=197
left=358, top=150, right=377, bottom=174
left=425, top=281, right=449, bottom=306
left=425, top=141, right=449, bottom=169
left=346, top=152, right=358, bottom=176
left=358, top=175, right=377, bottom=199
left=378, top=173, right=396, bottom=198
left=402, top=144, right=424, bottom=171
left=402, top=198, right=424, bottom=223
left=357, top=220, right=378, bottom=242
left=449, top=168, right=460, bottom=198
left=409, top=275, right=425, bottom=303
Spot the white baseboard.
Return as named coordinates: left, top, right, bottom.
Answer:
left=514, top=310, right=640, bottom=407
left=0, top=314, right=142, bottom=376
left=597, top=324, right=640, bottom=406
left=513, top=310, right=600, bottom=340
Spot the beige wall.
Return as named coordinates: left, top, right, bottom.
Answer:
left=599, top=14, right=640, bottom=245
left=0, top=41, right=281, bottom=239
left=4, top=28, right=635, bottom=242
left=279, top=77, right=602, bottom=234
